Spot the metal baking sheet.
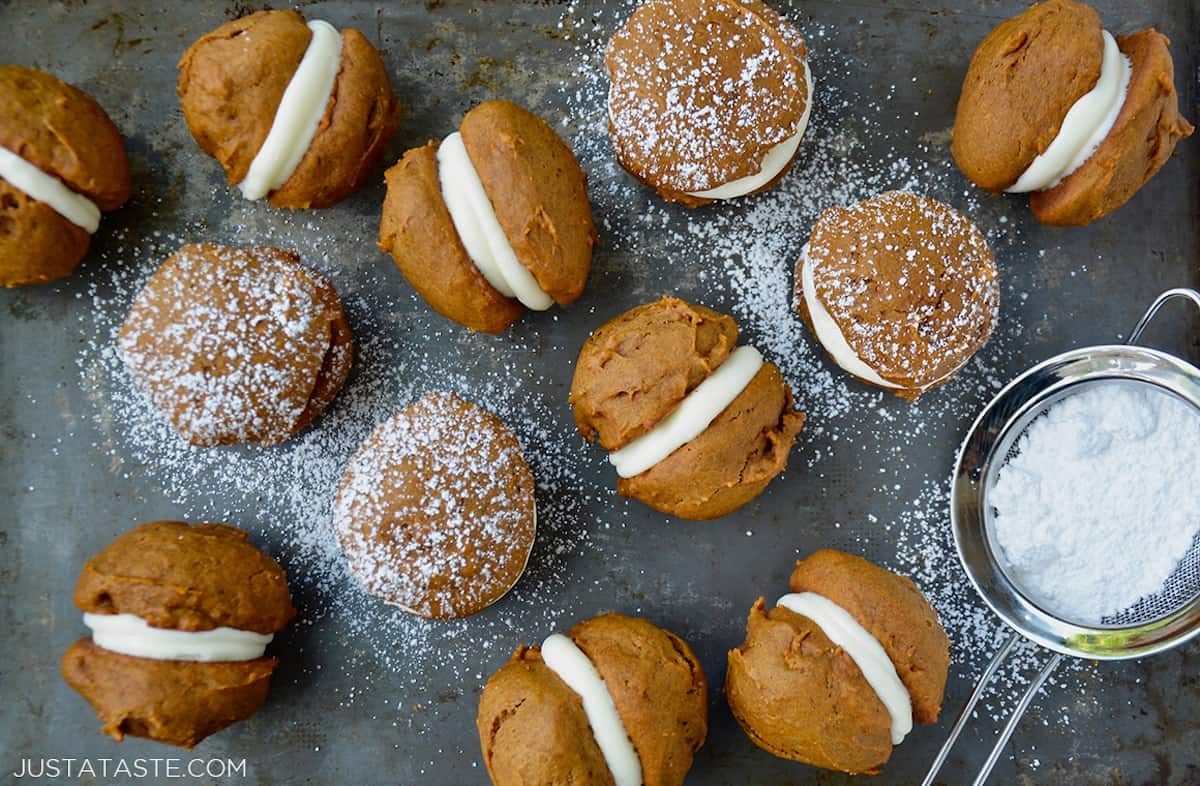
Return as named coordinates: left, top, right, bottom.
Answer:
left=1, top=1, right=1197, bottom=784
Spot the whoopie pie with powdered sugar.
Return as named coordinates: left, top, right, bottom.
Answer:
left=379, top=100, right=597, bottom=334
left=794, top=191, right=999, bottom=399
left=570, top=297, right=805, bottom=520
left=0, top=65, right=130, bottom=287
left=726, top=549, right=950, bottom=774
left=178, top=9, right=400, bottom=209
left=331, top=392, right=536, bottom=619
left=477, top=612, right=707, bottom=786
left=61, top=521, right=295, bottom=748
left=118, top=243, right=353, bottom=447
left=606, top=0, right=813, bottom=207
left=952, top=0, right=1192, bottom=226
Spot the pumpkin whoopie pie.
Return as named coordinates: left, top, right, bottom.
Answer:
left=478, top=613, right=707, bottom=786
left=570, top=297, right=804, bottom=520
left=952, top=0, right=1192, bottom=225
left=379, top=100, right=597, bottom=333
left=606, top=0, right=813, bottom=207
left=726, top=549, right=950, bottom=774
left=178, top=9, right=400, bottom=209
left=61, top=521, right=295, bottom=748
left=332, top=392, right=536, bottom=619
left=0, top=65, right=130, bottom=287
left=118, top=243, right=353, bottom=447
left=795, top=191, right=999, bottom=399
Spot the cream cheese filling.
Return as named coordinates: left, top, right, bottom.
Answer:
left=239, top=20, right=343, bottom=201
left=687, top=58, right=815, bottom=200
left=541, top=633, right=642, bottom=786
left=436, top=131, right=553, bottom=311
left=83, top=612, right=273, bottom=662
left=1005, top=30, right=1131, bottom=194
left=0, top=146, right=100, bottom=232
left=608, top=345, right=764, bottom=478
left=777, top=592, right=913, bottom=745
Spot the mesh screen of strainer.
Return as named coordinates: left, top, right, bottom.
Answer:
left=983, top=379, right=1200, bottom=629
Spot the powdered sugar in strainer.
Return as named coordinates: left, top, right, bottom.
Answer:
left=923, top=288, right=1200, bottom=786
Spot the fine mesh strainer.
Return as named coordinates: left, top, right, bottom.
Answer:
left=923, top=288, right=1200, bottom=786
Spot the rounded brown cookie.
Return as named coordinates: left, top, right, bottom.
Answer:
left=266, top=28, right=401, bottom=209
left=789, top=549, right=949, bottom=724
left=74, top=521, right=296, bottom=634
left=61, top=520, right=295, bottom=748
left=1030, top=29, right=1195, bottom=225
left=378, top=100, right=596, bottom=333
left=0, top=181, right=90, bottom=287
left=725, top=550, right=950, bottom=773
left=569, top=297, right=739, bottom=449
left=0, top=65, right=130, bottom=287
left=951, top=0, right=1104, bottom=192
left=477, top=613, right=707, bottom=786
left=478, top=644, right=614, bottom=785
left=726, top=599, right=893, bottom=773
left=459, top=100, right=597, bottom=302
left=0, top=65, right=131, bottom=210
left=332, top=392, right=536, bottom=619
left=177, top=9, right=400, bottom=208
left=177, top=10, right=312, bottom=186
left=118, top=243, right=353, bottom=447
left=379, top=141, right=524, bottom=334
left=61, top=639, right=277, bottom=750
left=796, top=191, right=998, bottom=399
left=618, top=363, right=804, bottom=520
left=570, top=296, right=804, bottom=520
left=606, top=0, right=810, bottom=206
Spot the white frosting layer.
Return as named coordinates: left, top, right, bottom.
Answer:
left=436, top=131, right=554, bottom=311
left=688, top=59, right=815, bottom=200
left=541, top=633, right=642, bottom=786
left=800, top=244, right=902, bottom=389
left=609, top=345, right=764, bottom=478
left=1006, top=30, right=1131, bottom=193
left=239, top=20, right=343, bottom=201
left=777, top=592, right=913, bottom=745
left=83, top=612, right=273, bottom=662
left=0, top=145, right=100, bottom=232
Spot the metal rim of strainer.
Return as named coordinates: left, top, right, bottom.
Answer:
left=952, top=290, right=1200, bottom=661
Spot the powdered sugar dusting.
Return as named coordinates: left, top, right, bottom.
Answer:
left=807, top=190, right=1000, bottom=386
left=606, top=0, right=809, bottom=191
left=992, top=380, right=1200, bottom=624
left=117, top=243, right=339, bottom=447
left=331, top=392, right=536, bottom=619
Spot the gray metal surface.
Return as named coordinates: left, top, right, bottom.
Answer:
left=1, top=1, right=1197, bottom=785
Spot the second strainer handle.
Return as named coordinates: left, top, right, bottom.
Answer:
left=1126, top=287, right=1200, bottom=346
left=921, top=632, right=1062, bottom=786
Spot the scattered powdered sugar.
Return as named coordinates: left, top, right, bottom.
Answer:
left=992, top=380, right=1200, bottom=624
left=75, top=219, right=601, bottom=703
left=331, top=392, right=536, bottom=619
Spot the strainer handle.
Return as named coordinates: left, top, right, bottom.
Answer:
left=921, top=633, right=1062, bottom=786
left=1126, top=287, right=1200, bottom=346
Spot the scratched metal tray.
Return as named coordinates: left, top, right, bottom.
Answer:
left=1, top=1, right=1197, bottom=784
